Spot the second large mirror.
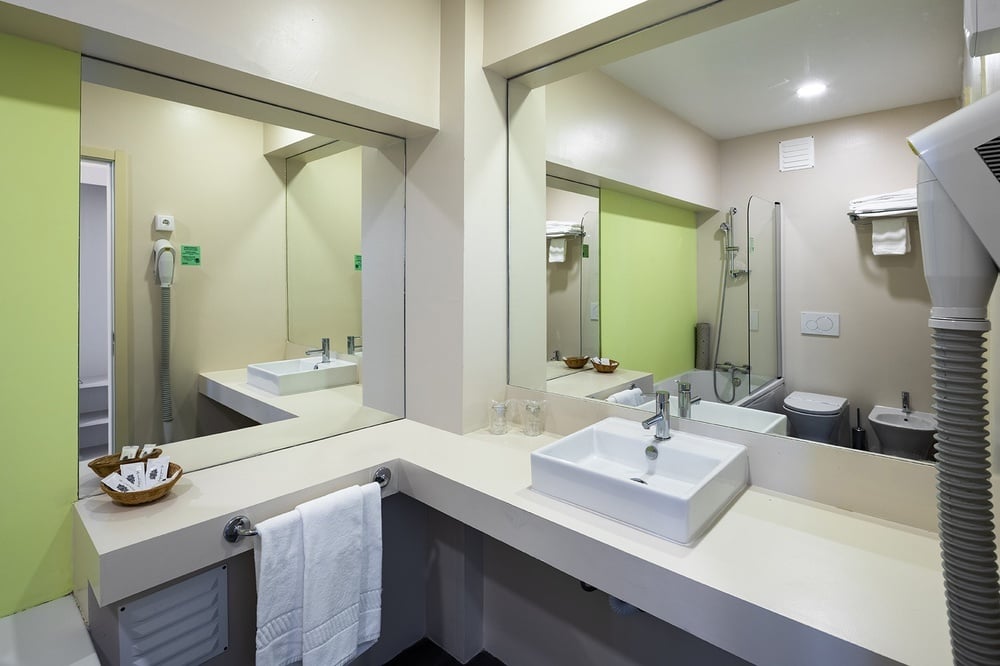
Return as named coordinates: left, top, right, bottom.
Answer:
left=509, top=0, right=962, bottom=462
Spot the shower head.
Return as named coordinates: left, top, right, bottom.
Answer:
left=719, top=221, right=730, bottom=232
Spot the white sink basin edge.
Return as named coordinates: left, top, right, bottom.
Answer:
left=247, top=356, right=359, bottom=396
left=530, top=417, right=749, bottom=544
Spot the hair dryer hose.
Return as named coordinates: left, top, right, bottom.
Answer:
left=160, top=286, right=173, bottom=442
left=932, top=326, right=1000, bottom=664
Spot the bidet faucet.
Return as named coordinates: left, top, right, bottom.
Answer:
left=306, top=337, right=331, bottom=364
left=641, top=390, right=671, bottom=440
left=902, top=391, right=911, bottom=416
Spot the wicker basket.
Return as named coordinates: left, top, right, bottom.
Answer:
left=591, top=358, right=620, bottom=373
left=88, top=448, right=163, bottom=478
left=563, top=356, right=589, bottom=369
left=99, top=462, right=183, bottom=506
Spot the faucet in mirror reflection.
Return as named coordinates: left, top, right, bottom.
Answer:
left=305, top=337, right=331, bottom=364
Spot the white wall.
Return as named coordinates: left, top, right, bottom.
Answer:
left=406, top=0, right=509, bottom=434
left=0, top=0, right=441, bottom=137
left=546, top=69, right=720, bottom=210
left=697, top=100, right=958, bottom=428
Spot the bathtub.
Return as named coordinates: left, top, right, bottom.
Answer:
left=656, top=369, right=785, bottom=409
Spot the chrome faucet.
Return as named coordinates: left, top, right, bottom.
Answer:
left=306, top=337, right=331, bottom=364
left=678, top=382, right=693, bottom=418
left=902, top=391, right=911, bottom=416
left=550, top=350, right=562, bottom=361
left=347, top=335, right=362, bottom=356
left=641, top=390, right=671, bottom=440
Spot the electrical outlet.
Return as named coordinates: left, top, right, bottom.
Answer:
left=590, top=302, right=599, bottom=321
left=154, top=215, right=175, bottom=232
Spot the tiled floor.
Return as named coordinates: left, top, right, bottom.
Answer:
left=385, top=638, right=506, bottom=666
left=0, top=595, right=100, bottom=666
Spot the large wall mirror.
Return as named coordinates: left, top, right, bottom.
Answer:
left=77, top=59, right=404, bottom=497
left=509, top=0, right=962, bottom=463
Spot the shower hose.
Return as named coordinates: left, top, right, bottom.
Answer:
left=160, top=286, right=173, bottom=442
left=932, top=324, right=1000, bottom=664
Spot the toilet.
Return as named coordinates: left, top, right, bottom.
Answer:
left=782, top=391, right=849, bottom=446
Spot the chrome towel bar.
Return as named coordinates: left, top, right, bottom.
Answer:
left=223, top=466, right=391, bottom=543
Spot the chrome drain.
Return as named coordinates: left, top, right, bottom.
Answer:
left=630, top=477, right=647, bottom=485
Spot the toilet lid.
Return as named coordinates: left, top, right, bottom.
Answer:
left=784, top=391, right=847, bottom=415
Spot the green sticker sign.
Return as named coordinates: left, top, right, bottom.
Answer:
left=582, top=244, right=590, bottom=258
left=180, top=245, right=201, bottom=266
left=354, top=254, right=362, bottom=271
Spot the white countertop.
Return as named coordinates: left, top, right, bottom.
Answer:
left=78, top=368, right=396, bottom=497
left=74, top=417, right=948, bottom=666
left=545, top=363, right=654, bottom=400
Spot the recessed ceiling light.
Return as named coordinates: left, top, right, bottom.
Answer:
left=796, top=82, right=827, bottom=99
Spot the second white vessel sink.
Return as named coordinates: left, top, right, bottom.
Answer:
left=637, top=398, right=787, bottom=435
left=530, top=417, right=748, bottom=544
left=247, top=357, right=358, bottom=396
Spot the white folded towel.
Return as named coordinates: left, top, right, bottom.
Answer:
left=254, top=511, right=304, bottom=666
left=872, top=217, right=910, bottom=255
left=848, top=187, right=917, bottom=215
left=607, top=387, right=643, bottom=407
left=548, top=238, right=567, bottom=263
left=299, top=484, right=382, bottom=666
left=545, top=219, right=583, bottom=237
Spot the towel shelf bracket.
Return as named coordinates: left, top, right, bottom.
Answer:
left=223, top=466, right=392, bottom=543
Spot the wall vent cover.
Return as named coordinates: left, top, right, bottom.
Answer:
left=975, top=135, right=1000, bottom=182
left=778, top=136, right=815, bottom=171
left=118, top=565, right=228, bottom=666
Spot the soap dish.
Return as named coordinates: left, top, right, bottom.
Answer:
left=99, top=463, right=183, bottom=506
left=88, top=448, right=163, bottom=478
left=591, top=358, right=620, bottom=373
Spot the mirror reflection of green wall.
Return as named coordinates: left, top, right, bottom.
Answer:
left=286, top=144, right=363, bottom=351
left=600, top=189, right=697, bottom=381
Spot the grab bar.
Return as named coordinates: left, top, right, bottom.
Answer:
left=223, top=466, right=392, bottom=543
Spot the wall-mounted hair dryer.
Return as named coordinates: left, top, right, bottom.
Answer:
left=153, top=239, right=176, bottom=288
left=908, top=91, right=1000, bottom=664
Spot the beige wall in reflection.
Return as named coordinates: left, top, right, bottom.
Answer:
left=286, top=146, right=363, bottom=352
left=697, top=98, right=958, bottom=421
left=81, top=82, right=287, bottom=444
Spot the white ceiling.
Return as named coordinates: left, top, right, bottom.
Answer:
left=600, top=0, right=964, bottom=140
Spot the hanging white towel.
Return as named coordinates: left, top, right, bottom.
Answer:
left=254, top=511, right=304, bottom=666
left=871, top=217, right=910, bottom=255
left=548, top=238, right=567, bottom=263
left=299, top=484, right=382, bottom=666
left=355, top=483, right=383, bottom=656
left=606, top=387, right=643, bottom=407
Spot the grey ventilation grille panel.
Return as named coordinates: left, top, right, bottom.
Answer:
left=119, top=566, right=229, bottom=666
left=975, top=135, right=1000, bottom=182
left=778, top=136, right=815, bottom=172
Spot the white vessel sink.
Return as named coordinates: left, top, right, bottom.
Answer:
left=247, top=357, right=358, bottom=396
left=530, top=417, right=748, bottom=544
left=638, top=398, right=787, bottom=435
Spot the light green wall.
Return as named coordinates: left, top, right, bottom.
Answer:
left=0, top=33, right=80, bottom=616
left=600, top=189, right=697, bottom=381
